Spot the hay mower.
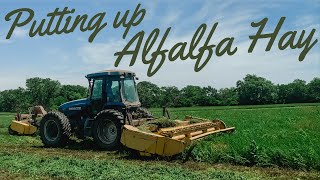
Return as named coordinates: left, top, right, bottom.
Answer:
left=8, top=106, right=47, bottom=135
left=9, top=70, right=235, bottom=156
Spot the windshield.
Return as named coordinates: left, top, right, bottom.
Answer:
left=122, top=77, right=139, bottom=103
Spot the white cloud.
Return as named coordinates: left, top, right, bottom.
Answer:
left=294, top=15, right=318, bottom=28
left=0, top=76, right=26, bottom=91
left=0, top=39, right=12, bottom=44
left=161, top=10, right=182, bottom=27
left=78, top=41, right=127, bottom=65
left=12, top=28, right=28, bottom=39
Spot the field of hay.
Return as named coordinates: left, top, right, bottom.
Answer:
left=0, top=104, right=319, bottom=179
left=152, top=103, right=320, bottom=170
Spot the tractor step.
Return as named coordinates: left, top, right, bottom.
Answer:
left=84, top=118, right=95, bottom=137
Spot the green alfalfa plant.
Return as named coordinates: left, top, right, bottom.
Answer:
left=242, top=140, right=271, bottom=167
left=187, top=142, right=210, bottom=162
left=267, top=149, right=309, bottom=170
left=220, top=149, right=248, bottom=165
left=268, top=149, right=290, bottom=168
left=304, top=148, right=320, bottom=171
left=290, top=153, right=307, bottom=170
left=179, top=142, right=198, bottom=162
left=242, top=140, right=259, bottom=166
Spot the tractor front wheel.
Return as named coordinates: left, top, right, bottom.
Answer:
left=93, top=110, right=123, bottom=150
left=40, top=112, right=71, bottom=147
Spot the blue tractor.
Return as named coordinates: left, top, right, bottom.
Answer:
left=39, top=70, right=153, bottom=150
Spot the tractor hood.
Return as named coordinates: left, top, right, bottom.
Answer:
left=58, top=98, right=89, bottom=115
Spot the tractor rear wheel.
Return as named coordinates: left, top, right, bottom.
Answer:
left=40, top=112, right=71, bottom=147
left=93, top=110, right=123, bottom=150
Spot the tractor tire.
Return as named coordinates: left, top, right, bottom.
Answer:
left=93, top=110, right=124, bottom=150
left=40, top=111, right=71, bottom=148
left=137, top=107, right=153, bottom=118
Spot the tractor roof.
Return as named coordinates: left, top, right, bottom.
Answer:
left=86, top=70, right=136, bottom=79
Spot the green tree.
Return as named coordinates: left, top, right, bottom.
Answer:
left=0, top=88, right=29, bottom=112
left=59, top=85, right=87, bottom=101
left=217, top=88, right=239, bottom=106
left=52, top=85, right=87, bottom=109
left=285, top=79, right=308, bottom=103
left=178, top=86, right=204, bottom=106
left=277, top=84, right=288, bottom=104
left=201, top=86, right=218, bottom=106
left=308, top=78, right=320, bottom=102
left=237, top=75, right=278, bottom=105
left=137, top=81, right=161, bottom=108
left=26, top=77, right=61, bottom=110
left=159, top=86, right=180, bottom=107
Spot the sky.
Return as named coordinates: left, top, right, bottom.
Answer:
left=0, top=0, right=319, bottom=90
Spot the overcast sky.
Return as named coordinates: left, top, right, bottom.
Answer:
left=0, top=0, right=319, bottom=90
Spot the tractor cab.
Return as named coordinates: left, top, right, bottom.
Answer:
left=58, top=70, right=142, bottom=119
left=85, top=70, right=141, bottom=116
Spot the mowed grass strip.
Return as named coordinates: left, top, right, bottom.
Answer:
left=1, top=150, right=320, bottom=180
left=152, top=105, right=320, bottom=170
left=0, top=151, right=267, bottom=180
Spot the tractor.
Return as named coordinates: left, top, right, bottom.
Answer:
left=10, top=70, right=235, bottom=156
left=40, top=70, right=152, bottom=150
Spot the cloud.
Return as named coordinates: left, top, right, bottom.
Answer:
left=0, top=39, right=12, bottom=44
left=294, top=15, right=318, bottom=28
left=12, top=28, right=28, bottom=39
left=78, top=40, right=127, bottom=65
left=0, top=76, right=26, bottom=91
left=161, top=10, right=182, bottom=27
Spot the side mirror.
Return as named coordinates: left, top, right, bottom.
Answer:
left=135, top=77, right=139, bottom=80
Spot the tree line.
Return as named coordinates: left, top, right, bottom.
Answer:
left=0, top=75, right=319, bottom=112
left=0, top=78, right=87, bottom=112
left=137, top=74, right=320, bottom=108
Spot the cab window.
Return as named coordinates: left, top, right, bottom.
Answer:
left=91, top=79, right=103, bottom=100
left=106, top=80, right=121, bottom=102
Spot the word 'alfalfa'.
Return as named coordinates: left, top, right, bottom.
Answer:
left=114, top=23, right=237, bottom=77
